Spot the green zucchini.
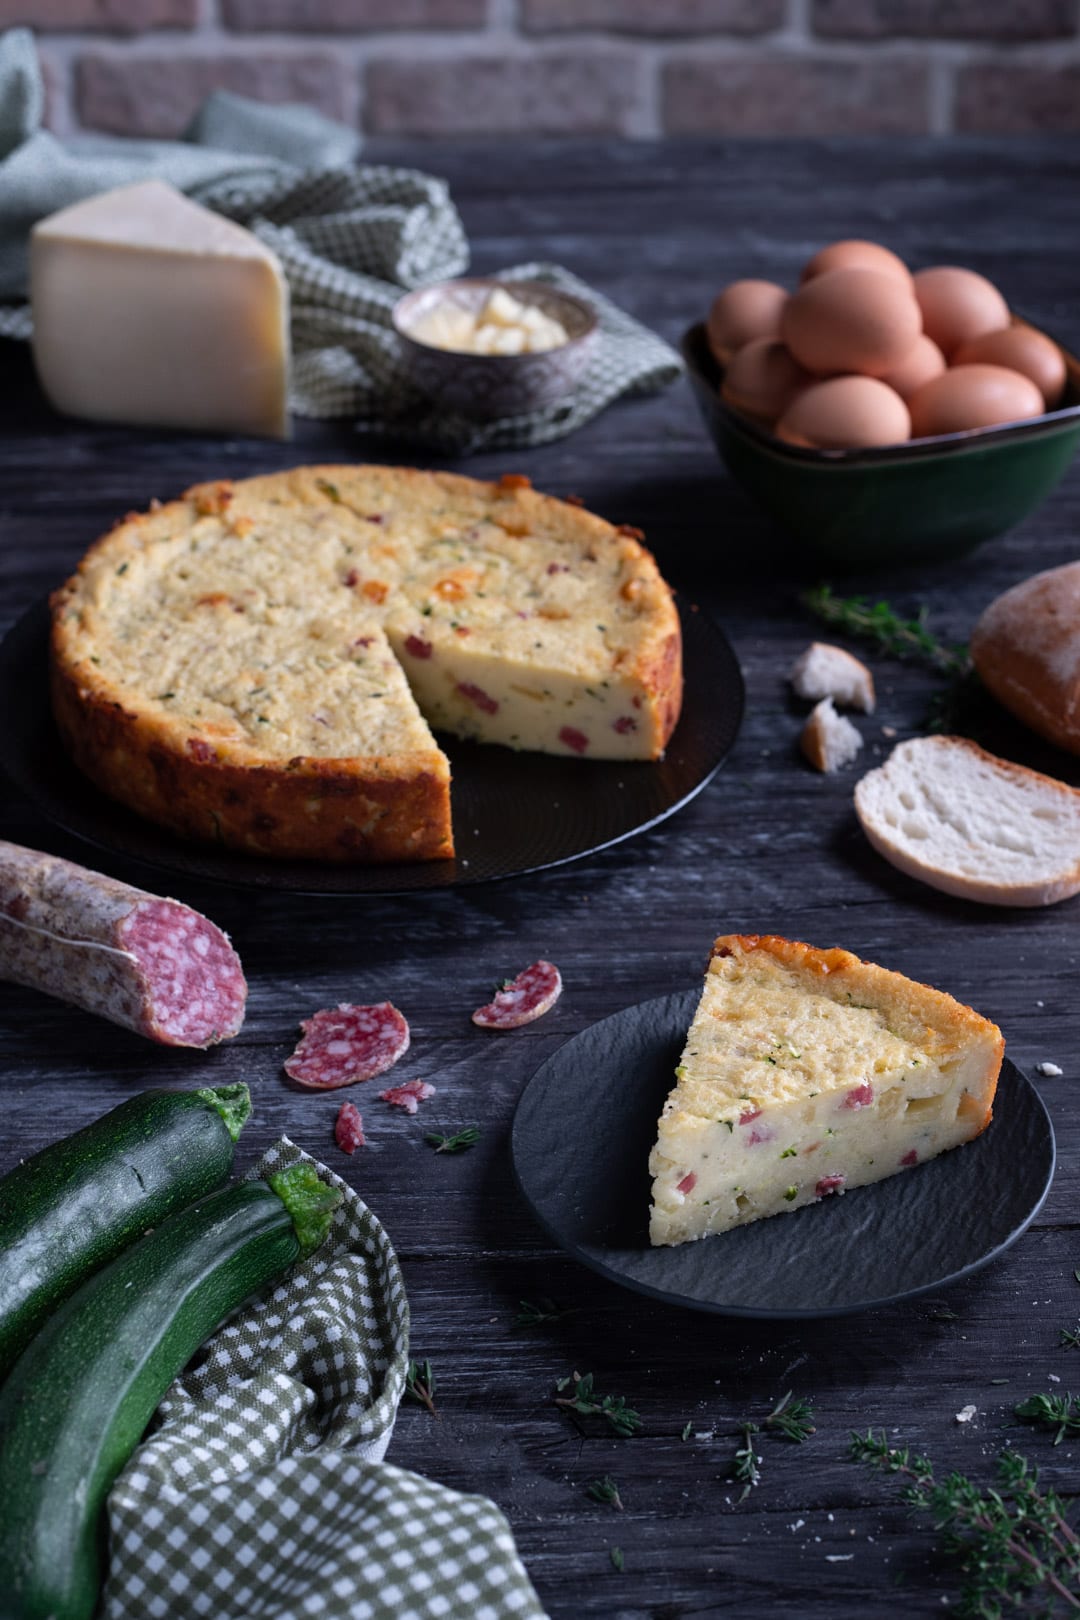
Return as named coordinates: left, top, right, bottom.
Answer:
left=0, top=1084, right=251, bottom=1378
left=0, top=1162, right=341, bottom=1620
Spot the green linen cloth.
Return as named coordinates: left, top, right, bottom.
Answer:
left=103, top=1138, right=547, bottom=1620
left=0, top=27, right=680, bottom=451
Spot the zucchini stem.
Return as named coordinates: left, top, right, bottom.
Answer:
left=267, top=1163, right=342, bottom=1256
left=197, top=1084, right=252, bottom=1143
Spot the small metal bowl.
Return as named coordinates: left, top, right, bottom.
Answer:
left=393, top=277, right=598, bottom=422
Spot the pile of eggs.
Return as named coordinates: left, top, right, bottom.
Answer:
left=707, top=240, right=1067, bottom=451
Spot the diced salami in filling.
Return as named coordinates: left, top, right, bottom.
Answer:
left=457, top=682, right=499, bottom=715
left=285, top=1002, right=410, bottom=1089
left=118, top=899, right=247, bottom=1047
left=472, top=961, right=563, bottom=1030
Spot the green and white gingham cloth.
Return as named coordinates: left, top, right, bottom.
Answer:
left=0, top=27, right=680, bottom=451
left=102, top=1139, right=547, bottom=1620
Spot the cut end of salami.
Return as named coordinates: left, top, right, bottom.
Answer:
left=118, top=900, right=247, bottom=1047
left=285, top=1002, right=410, bottom=1090
left=472, top=961, right=562, bottom=1030
left=334, top=1102, right=366, bottom=1155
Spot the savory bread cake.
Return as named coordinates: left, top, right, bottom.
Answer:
left=649, top=934, right=1004, bottom=1247
left=50, top=467, right=682, bottom=862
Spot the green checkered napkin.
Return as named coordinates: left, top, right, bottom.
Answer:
left=103, top=1139, right=547, bottom=1620
left=0, top=27, right=680, bottom=451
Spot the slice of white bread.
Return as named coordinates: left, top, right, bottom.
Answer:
left=648, top=934, right=1003, bottom=1247
left=790, top=641, right=876, bottom=712
left=970, top=562, right=1080, bottom=754
left=801, top=697, right=863, bottom=773
left=855, top=735, right=1080, bottom=907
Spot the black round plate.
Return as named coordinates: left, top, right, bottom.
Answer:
left=0, top=598, right=742, bottom=896
left=512, top=990, right=1055, bottom=1319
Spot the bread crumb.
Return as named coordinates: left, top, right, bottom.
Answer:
left=790, top=642, right=875, bottom=712
left=1036, top=1061, right=1063, bottom=1076
left=955, top=1404, right=976, bottom=1423
left=801, top=698, right=863, bottom=774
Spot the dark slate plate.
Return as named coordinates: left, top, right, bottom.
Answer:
left=0, top=597, right=742, bottom=896
left=512, top=990, right=1055, bottom=1319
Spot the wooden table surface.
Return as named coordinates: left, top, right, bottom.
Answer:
left=2, top=137, right=1080, bottom=1619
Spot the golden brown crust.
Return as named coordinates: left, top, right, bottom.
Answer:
left=970, top=563, right=1080, bottom=755
left=50, top=653, right=453, bottom=862
left=51, top=464, right=681, bottom=861
left=709, top=933, right=1004, bottom=1137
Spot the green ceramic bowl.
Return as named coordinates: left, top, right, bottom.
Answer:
left=683, top=321, right=1080, bottom=567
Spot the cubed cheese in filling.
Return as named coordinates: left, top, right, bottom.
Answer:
left=648, top=935, right=1004, bottom=1247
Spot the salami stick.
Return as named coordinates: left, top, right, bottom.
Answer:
left=0, top=841, right=247, bottom=1046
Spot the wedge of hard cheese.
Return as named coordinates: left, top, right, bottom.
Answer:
left=648, top=935, right=1003, bottom=1247
left=31, top=180, right=290, bottom=438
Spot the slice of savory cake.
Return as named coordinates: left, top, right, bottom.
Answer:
left=648, top=935, right=1004, bottom=1247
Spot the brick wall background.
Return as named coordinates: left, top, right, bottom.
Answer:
left=10, top=0, right=1080, bottom=141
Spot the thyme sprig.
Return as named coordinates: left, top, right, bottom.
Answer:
left=851, top=1430, right=1080, bottom=1617
left=1016, top=1393, right=1080, bottom=1446
left=763, top=1390, right=817, bottom=1442
left=554, top=1371, right=642, bottom=1437
left=803, top=585, right=970, bottom=677
left=733, top=1424, right=762, bottom=1503
left=1061, top=1327, right=1080, bottom=1351
left=586, top=1475, right=624, bottom=1511
left=425, top=1126, right=480, bottom=1154
left=730, top=1392, right=815, bottom=1502
left=405, top=1358, right=440, bottom=1419
left=515, top=1297, right=571, bottom=1328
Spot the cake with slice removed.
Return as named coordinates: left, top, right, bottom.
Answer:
left=648, top=934, right=1004, bottom=1247
left=50, top=466, right=682, bottom=863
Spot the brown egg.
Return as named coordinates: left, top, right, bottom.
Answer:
left=908, top=364, right=1045, bottom=438
left=776, top=376, right=911, bottom=450
left=801, top=239, right=912, bottom=289
left=878, top=334, right=946, bottom=402
left=912, top=266, right=1010, bottom=359
left=953, top=324, right=1066, bottom=409
left=720, top=338, right=812, bottom=423
left=781, top=269, right=922, bottom=378
left=706, top=280, right=788, bottom=364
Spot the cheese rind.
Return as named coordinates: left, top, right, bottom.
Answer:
left=31, top=180, right=290, bottom=439
left=648, top=935, right=1004, bottom=1247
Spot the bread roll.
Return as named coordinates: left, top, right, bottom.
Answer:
left=970, top=562, right=1080, bottom=754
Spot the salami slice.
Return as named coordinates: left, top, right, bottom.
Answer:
left=285, top=1002, right=410, bottom=1090
left=379, top=1079, right=436, bottom=1114
left=0, top=840, right=246, bottom=1047
left=471, top=961, right=562, bottom=1030
left=334, top=1102, right=366, bottom=1155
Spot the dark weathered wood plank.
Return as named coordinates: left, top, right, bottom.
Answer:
left=2, top=136, right=1080, bottom=1618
